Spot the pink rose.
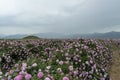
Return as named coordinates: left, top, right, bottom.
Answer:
left=14, top=75, right=23, bottom=80
left=37, top=71, right=44, bottom=79
left=62, top=77, right=69, bottom=80
left=25, top=74, right=32, bottom=80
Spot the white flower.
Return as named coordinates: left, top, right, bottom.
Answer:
left=78, top=60, right=81, bottom=62
left=32, top=63, right=37, bottom=67
left=8, top=75, right=11, bottom=80
left=46, top=66, right=51, bottom=70
left=65, top=53, right=69, bottom=56
left=44, top=77, right=51, bottom=80
left=56, top=59, right=59, bottom=63
left=59, top=61, right=63, bottom=65
left=104, top=73, right=108, bottom=78
left=85, top=61, right=89, bottom=65
left=0, top=76, right=2, bottom=78
left=66, top=57, right=70, bottom=61
left=5, top=72, right=9, bottom=77
left=69, top=65, right=73, bottom=71
left=0, top=72, right=2, bottom=75
left=57, top=68, right=62, bottom=73
left=39, top=69, right=42, bottom=72
left=10, top=70, right=14, bottom=74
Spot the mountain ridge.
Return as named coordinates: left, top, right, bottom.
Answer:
left=0, top=31, right=120, bottom=39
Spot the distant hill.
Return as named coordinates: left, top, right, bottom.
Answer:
left=80, top=31, right=120, bottom=39
left=3, top=34, right=28, bottom=39
left=23, top=35, right=40, bottom=39
left=0, top=34, right=6, bottom=39
left=0, top=31, right=120, bottom=39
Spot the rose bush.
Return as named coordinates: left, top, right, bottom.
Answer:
left=0, top=39, right=116, bottom=80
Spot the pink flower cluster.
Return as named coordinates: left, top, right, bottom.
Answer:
left=0, top=39, right=116, bottom=80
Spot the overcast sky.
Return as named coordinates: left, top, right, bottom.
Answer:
left=0, top=0, right=120, bottom=35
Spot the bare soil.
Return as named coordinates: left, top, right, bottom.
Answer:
left=109, top=50, right=120, bottom=80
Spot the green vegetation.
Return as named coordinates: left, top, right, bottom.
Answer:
left=23, top=35, right=40, bottom=39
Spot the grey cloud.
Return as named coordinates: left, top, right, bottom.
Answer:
left=0, top=0, right=120, bottom=34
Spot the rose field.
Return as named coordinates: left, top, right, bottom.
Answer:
left=0, top=39, right=120, bottom=80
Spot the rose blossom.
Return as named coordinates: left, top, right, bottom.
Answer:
left=37, top=71, right=44, bottom=79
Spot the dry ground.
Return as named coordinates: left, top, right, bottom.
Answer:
left=109, top=49, right=120, bottom=80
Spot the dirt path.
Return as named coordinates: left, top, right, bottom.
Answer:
left=109, top=50, right=120, bottom=80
